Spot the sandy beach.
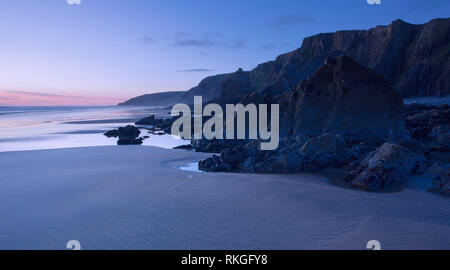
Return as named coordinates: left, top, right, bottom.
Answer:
left=0, top=146, right=449, bottom=250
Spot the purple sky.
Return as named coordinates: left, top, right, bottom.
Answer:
left=0, top=0, right=448, bottom=106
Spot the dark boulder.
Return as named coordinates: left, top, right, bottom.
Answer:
left=258, top=149, right=303, bottom=173
left=198, top=155, right=231, bottom=172
left=104, top=125, right=141, bottom=138
left=299, top=134, right=352, bottom=171
left=103, top=125, right=143, bottom=145
left=349, top=142, right=430, bottom=191
left=197, top=141, right=265, bottom=172
left=405, top=104, right=450, bottom=151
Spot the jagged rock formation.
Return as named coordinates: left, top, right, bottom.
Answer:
left=349, top=142, right=429, bottom=191
left=276, top=56, right=405, bottom=143
left=103, top=125, right=143, bottom=145
left=198, top=56, right=406, bottom=176
left=121, top=18, right=449, bottom=106
left=406, top=104, right=450, bottom=151
left=298, top=134, right=352, bottom=171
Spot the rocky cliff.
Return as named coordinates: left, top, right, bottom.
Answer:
left=267, top=18, right=449, bottom=98
left=178, top=68, right=253, bottom=104
left=120, top=18, right=449, bottom=106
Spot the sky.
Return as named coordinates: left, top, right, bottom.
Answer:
left=0, top=0, right=448, bottom=106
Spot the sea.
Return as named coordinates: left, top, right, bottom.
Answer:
left=0, top=106, right=186, bottom=152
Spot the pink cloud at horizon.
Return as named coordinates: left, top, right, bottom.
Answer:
left=0, top=90, right=127, bottom=106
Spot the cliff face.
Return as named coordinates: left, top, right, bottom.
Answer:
left=252, top=18, right=449, bottom=99
left=121, top=18, right=449, bottom=106
left=179, top=68, right=253, bottom=104
left=229, top=17, right=449, bottom=100
left=276, top=56, right=405, bottom=143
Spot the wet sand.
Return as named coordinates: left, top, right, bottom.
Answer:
left=0, top=146, right=449, bottom=250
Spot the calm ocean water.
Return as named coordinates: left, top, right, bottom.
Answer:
left=0, top=106, right=185, bottom=152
